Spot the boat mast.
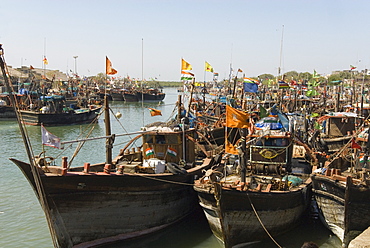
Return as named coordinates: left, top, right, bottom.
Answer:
left=104, top=95, right=113, bottom=165
left=0, top=45, right=60, bottom=247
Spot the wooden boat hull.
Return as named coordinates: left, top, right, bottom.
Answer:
left=19, top=107, right=101, bottom=126
left=10, top=158, right=211, bottom=248
left=0, top=105, right=16, bottom=119
left=110, top=92, right=124, bottom=101
left=194, top=182, right=311, bottom=248
left=311, top=174, right=370, bottom=247
left=122, top=92, right=139, bottom=102
left=136, top=92, right=165, bottom=101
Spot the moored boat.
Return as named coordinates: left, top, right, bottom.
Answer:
left=0, top=47, right=216, bottom=248
left=194, top=105, right=314, bottom=248
left=19, top=95, right=102, bottom=126
left=136, top=88, right=165, bottom=101
left=311, top=170, right=370, bottom=247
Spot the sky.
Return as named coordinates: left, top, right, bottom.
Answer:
left=1, top=0, right=370, bottom=81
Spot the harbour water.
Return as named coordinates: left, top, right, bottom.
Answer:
left=0, top=87, right=342, bottom=248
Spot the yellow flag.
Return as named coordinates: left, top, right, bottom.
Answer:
left=106, top=56, right=118, bottom=75
left=181, top=59, right=192, bottom=71
left=226, top=105, right=250, bottom=129
left=205, top=61, right=213, bottom=72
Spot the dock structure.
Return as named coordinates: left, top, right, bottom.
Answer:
left=348, top=226, right=370, bottom=248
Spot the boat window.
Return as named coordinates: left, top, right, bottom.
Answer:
left=166, top=135, right=178, bottom=144
left=256, top=138, right=287, bottom=146
left=156, top=135, right=166, bottom=144
left=144, top=135, right=153, bottom=144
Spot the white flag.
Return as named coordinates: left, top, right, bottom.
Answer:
left=41, top=125, right=61, bottom=149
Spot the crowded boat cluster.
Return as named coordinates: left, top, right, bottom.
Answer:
left=1, top=44, right=369, bottom=248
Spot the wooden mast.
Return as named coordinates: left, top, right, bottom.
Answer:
left=104, top=95, right=113, bottom=166
left=0, top=45, right=60, bottom=247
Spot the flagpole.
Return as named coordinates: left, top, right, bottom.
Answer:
left=43, top=37, right=46, bottom=78
left=278, top=25, right=284, bottom=80
left=141, top=38, right=145, bottom=126
left=204, top=61, right=206, bottom=84
left=232, top=70, right=239, bottom=98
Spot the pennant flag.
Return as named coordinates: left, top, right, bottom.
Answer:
left=359, top=153, right=369, bottom=163
left=106, top=56, right=118, bottom=75
left=313, top=70, right=320, bottom=78
left=278, top=80, right=289, bottom=89
left=30, top=65, right=35, bottom=69
left=43, top=56, right=48, bottom=65
left=181, top=59, right=192, bottom=71
left=205, top=61, right=213, bottom=72
left=181, top=71, right=194, bottom=77
left=145, top=147, right=155, bottom=156
left=181, top=70, right=194, bottom=81
left=148, top=108, right=162, bottom=116
left=350, top=65, right=357, bottom=70
left=237, top=68, right=243, bottom=73
left=226, top=105, right=250, bottom=129
left=167, top=147, right=177, bottom=157
left=243, top=77, right=259, bottom=93
left=181, top=77, right=193, bottom=81
left=41, top=125, right=61, bottom=149
left=351, top=139, right=362, bottom=150
left=259, top=105, right=268, bottom=118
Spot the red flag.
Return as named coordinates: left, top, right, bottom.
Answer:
left=351, top=139, right=362, bottom=150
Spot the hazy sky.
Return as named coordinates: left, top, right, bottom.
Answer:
left=1, top=0, right=370, bottom=81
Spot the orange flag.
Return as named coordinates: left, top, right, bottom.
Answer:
left=226, top=105, right=250, bottom=129
left=106, top=56, right=118, bottom=75
left=148, top=108, right=162, bottom=116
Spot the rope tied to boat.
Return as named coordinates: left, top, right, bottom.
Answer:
left=134, top=173, right=196, bottom=186
left=246, top=191, right=283, bottom=248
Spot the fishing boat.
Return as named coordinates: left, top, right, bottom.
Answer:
left=194, top=105, right=314, bottom=248
left=1, top=45, right=216, bottom=247
left=0, top=93, right=16, bottom=119
left=10, top=122, right=214, bottom=248
left=109, top=88, right=125, bottom=101
left=136, top=88, right=165, bottom=101
left=19, top=95, right=102, bottom=126
left=310, top=115, right=370, bottom=247
left=311, top=168, right=370, bottom=247
left=122, top=90, right=139, bottom=102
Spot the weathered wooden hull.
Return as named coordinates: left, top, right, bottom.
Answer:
left=194, top=182, right=311, bottom=248
left=311, top=174, right=370, bottom=247
left=110, top=92, right=124, bottom=101
left=122, top=92, right=139, bottom=102
left=11, top=158, right=209, bottom=248
left=0, top=105, right=16, bottom=119
left=19, top=107, right=101, bottom=126
left=136, top=92, right=165, bottom=101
